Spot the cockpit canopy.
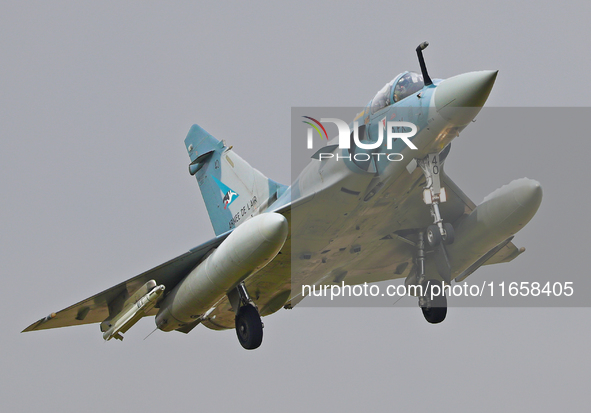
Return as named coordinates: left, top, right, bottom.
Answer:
left=370, top=79, right=395, bottom=114
left=393, top=72, right=424, bottom=102
left=370, top=72, right=425, bottom=114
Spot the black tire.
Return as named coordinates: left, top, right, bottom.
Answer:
left=443, top=222, right=455, bottom=245
left=235, top=305, right=263, bottom=350
left=426, top=225, right=442, bottom=247
left=420, top=279, right=447, bottom=324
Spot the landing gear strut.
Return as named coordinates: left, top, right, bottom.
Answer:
left=416, top=152, right=455, bottom=283
left=417, top=153, right=455, bottom=247
left=412, top=152, right=452, bottom=323
left=232, top=282, right=263, bottom=350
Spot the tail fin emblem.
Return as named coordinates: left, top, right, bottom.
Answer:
left=211, top=175, right=239, bottom=209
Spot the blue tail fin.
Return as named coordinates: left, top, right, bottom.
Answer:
left=184, top=124, right=287, bottom=235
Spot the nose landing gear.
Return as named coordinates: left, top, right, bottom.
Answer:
left=417, top=153, right=455, bottom=248
left=413, top=237, right=448, bottom=324
left=416, top=152, right=455, bottom=282
left=426, top=222, right=454, bottom=247
left=419, top=279, right=447, bottom=324
left=412, top=151, right=455, bottom=323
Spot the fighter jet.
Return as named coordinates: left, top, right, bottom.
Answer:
left=23, top=43, right=542, bottom=349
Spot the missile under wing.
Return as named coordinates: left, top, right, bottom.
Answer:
left=21, top=232, right=231, bottom=332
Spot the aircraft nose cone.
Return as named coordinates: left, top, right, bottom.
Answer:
left=435, top=70, right=498, bottom=126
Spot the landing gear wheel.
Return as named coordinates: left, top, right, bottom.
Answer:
left=235, top=305, right=263, bottom=350
left=426, top=225, right=442, bottom=247
left=442, top=222, right=455, bottom=245
left=420, top=279, right=447, bottom=324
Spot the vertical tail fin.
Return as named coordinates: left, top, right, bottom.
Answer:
left=184, top=124, right=287, bottom=235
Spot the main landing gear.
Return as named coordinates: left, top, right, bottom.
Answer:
left=231, top=282, right=263, bottom=350
left=413, top=152, right=455, bottom=324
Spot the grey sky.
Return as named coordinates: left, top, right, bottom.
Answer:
left=2, top=1, right=590, bottom=412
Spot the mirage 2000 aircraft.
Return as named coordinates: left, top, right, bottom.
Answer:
left=23, top=43, right=542, bottom=349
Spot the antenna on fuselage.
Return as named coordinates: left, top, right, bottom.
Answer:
left=416, top=41, right=433, bottom=86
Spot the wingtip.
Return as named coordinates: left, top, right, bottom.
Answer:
left=22, top=321, right=39, bottom=333
left=22, top=312, right=57, bottom=333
